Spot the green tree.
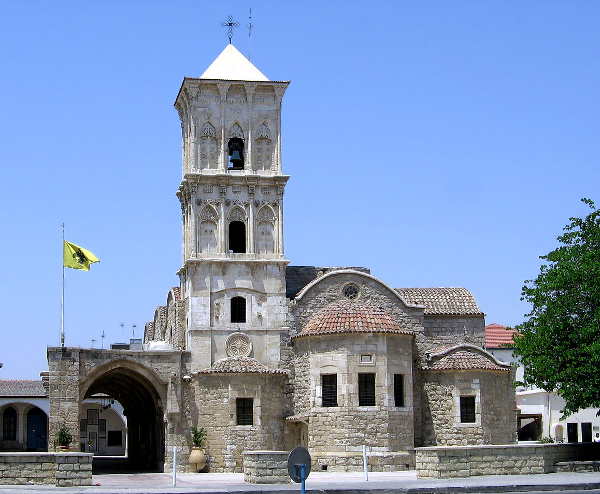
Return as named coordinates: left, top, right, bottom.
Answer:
left=513, top=198, right=600, bottom=417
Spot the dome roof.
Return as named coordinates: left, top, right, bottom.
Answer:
left=294, top=300, right=413, bottom=339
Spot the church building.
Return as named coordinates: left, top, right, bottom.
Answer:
left=46, top=43, right=516, bottom=473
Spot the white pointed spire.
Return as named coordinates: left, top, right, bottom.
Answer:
left=200, top=44, right=269, bottom=81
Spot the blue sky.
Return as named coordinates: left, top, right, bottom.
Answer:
left=1, top=1, right=598, bottom=378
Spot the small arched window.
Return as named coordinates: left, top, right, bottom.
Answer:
left=227, top=138, right=245, bottom=170
left=231, top=296, right=246, bottom=323
left=229, top=221, right=246, bottom=253
left=3, top=407, right=17, bottom=441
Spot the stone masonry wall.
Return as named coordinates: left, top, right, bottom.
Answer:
left=193, top=374, right=287, bottom=472
left=416, top=443, right=600, bottom=478
left=421, top=371, right=515, bottom=447
left=0, top=452, right=92, bottom=487
left=243, top=451, right=290, bottom=484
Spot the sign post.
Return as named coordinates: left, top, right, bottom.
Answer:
left=288, top=446, right=312, bottom=493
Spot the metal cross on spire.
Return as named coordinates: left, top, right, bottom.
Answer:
left=221, top=15, right=240, bottom=44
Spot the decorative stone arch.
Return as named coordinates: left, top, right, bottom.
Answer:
left=253, top=122, right=273, bottom=171
left=197, top=121, right=218, bottom=170
left=256, top=204, right=276, bottom=254
left=80, top=359, right=166, bottom=403
left=229, top=122, right=245, bottom=140
left=226, top=85, right=247, bottom=105
left=198, top=204, right=219, bottom=254
left=294, top=269, right=422, bottom=311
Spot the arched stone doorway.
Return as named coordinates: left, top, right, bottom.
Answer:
left=81, top=364, right=165, bottom=472
left=26, top=407, right=48, bottom=451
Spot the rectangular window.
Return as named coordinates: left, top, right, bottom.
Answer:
left=460, top=396, right=476, bottom=423
left=107, top=430, right=122, bottom=447
left=321, top=374, right=338, bottom=407
left=358, top=373, right=376, bottom=406
left=236, top=398, right=254, bottom=425
left=567, top=422, right=579, bottom=443
left=394, top=374, right=404, bottom=407
left=582, top=422, right=593, bottom=442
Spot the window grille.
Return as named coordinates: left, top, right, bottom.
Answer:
left=358, top=373, right=375, bottom=406
left=236, top=398, right=254, bottom=425
left=321, top=374, right=338, bottom=407
left=231, top=297, right=246, bottom=323
left=394, top=374, right=404, bottom=407
left=460, top=396, right=476, bottom=423
left=87, top=409, right=98, bottom=426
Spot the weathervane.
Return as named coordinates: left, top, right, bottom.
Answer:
left=221, top=15, right=239, bottom=44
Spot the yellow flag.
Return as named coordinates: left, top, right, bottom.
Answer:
left=63, top=241, right=100, bottom=271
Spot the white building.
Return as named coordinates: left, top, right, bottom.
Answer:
left=485, top=323, right=600, bottom=443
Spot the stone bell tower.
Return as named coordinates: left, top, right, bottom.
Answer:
left=174, top=44, right=290, bottom=370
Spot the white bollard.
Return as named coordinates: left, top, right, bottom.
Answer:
left=172, top=446, right=177, bottom=487
left=362, top=444, right=368, bottom=481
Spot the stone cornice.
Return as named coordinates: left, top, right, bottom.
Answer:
left=180, top=173, right=289, bottom=186
left=174, top=78, right=290, bottom=108
left=177, top=257, right=290, bottom=275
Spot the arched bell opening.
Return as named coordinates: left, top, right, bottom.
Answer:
left=227, top=137, right=245, bottom=170
left=83, top=366, right=164, bottom=473
left=229, top=221, right=246, bottom=253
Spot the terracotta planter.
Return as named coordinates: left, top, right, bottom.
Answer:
left=58, top=445, right=70, bottom=452
left=188, top=447, right=206, bottom=471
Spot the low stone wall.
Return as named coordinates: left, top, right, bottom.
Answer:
left=243, top=451, right=290, bottom=484
left=0, top=452, right=93, bottom=487
left=312, top=451, right=414, bottom=472
left=416, top=443, right=600, bottom=479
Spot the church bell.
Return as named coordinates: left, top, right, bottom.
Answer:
left=230, top=150, right=243, bottom=168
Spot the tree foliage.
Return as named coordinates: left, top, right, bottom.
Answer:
left=513, top=198, right=600, bottom=417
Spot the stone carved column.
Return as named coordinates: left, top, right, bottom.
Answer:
left=218, top=197, right=226, bottom=253
left=277, top=198, right=284, bottom=255
left=217, top=83, right=230, bottom=172
left=248, top=200, right=255, bottom=254
left=245, top=83, right=256, bottom=172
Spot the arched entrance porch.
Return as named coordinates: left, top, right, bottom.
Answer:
left=81, top=362, right=165, bottom=472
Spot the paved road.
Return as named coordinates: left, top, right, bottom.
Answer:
left=2, top=471, right=600, bottom=493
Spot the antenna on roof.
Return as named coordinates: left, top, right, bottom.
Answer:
left=101, top=330, right=105, bottom=349
left=221, top=15, right=239, bottom=44
left=248, top=8, right=253, bottom=60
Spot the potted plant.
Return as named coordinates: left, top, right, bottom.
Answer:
left=188, top=426, right=207, bottom=472
left=57, top=424, right=73, bottom=451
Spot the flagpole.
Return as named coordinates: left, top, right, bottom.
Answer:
left=61, top=223, right=65, bottom=347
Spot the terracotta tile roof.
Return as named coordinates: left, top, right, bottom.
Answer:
left=485, top=323, right=516, bottom=348
left=423, top=345, right=510, bottom=372
left=395, top=287, right=483, bottom=316
left=0, top=380, right=47, bottom=397
left=198, top=357, right=288, bottom=375
left=293, top=300, right=414, bottom=339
